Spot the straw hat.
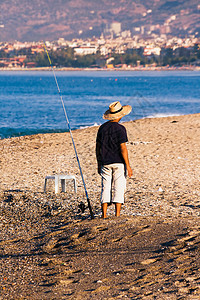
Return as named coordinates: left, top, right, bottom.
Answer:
left=103, top=101, right=132, bottom=120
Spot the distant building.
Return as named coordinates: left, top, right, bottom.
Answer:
left=31, top=46, right=44, bottom=54
left=99, top=45, right=111, bottom=56
left=103, top=22, right=121, bottom=38
left=57, top=38, right=68, bottom=46
left=0, top=57, right=26, bottom=68
left=121, top=30, right=131, bottom=38
left=74, top=46, right=98, bottom=55
left=106, top=64, right=114, bottom=69
left=143, top=46, right=161, bottom=56
left=110, top=22, right=121, bottom=35
left=26, top=62, right=36, bottom=68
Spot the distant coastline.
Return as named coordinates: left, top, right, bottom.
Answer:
left=1, top=66, right=200, bottom=72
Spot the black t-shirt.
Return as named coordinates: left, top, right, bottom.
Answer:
left=96, top=121, right=128, bottom=165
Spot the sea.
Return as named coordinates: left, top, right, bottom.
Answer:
left=0, top=70, right=200, bottom=139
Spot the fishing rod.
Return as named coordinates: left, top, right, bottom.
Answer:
left=43, top=42, right=94, bottom=219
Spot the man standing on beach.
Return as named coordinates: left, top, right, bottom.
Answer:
left=96, top=101, right=133, bottom=218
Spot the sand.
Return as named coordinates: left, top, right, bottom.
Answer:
left=1, top=114, right=200, bottom=299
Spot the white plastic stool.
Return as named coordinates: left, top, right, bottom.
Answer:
left=44, top=174, right=77, bottom=194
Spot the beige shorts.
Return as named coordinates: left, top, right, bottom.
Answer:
left=100, top=163, right=126, bottom=204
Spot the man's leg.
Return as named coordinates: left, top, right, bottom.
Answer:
left=115, top=203, right=122, bottom=217
left=112, top=164, right=126, bottom=204
left=102, top=203, right=108, bottom=219
left=100, top=166, right=112, bottom=218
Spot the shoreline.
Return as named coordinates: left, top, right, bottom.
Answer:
left=0, top=66, right=200, bottom=72
left=0, top=113, right=192, bottom=140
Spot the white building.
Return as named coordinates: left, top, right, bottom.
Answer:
left=143, top=46, right=161, bottom=56
left=111, top=22, right=121, bottom=35
left=74, top=46, right=98, bottom=55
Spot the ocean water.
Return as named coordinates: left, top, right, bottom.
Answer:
left=0, top=70, right=200, bottom=139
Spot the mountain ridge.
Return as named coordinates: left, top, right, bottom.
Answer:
left=0, top=0, right=199, bottom=41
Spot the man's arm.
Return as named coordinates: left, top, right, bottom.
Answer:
left=96, top=141, right=101, bottom=174
left=120, top=142, right=133, bottom=178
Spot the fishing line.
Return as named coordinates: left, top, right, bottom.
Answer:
left=43, top=42, right=94, bottom=219
left=121, top=90, right=163, bottom=140
left=134, top=91, right=161, bottom=116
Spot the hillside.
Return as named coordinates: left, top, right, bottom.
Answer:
left=0, top=0, right=199, bottom=41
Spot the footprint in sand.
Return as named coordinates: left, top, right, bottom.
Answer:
left=91, top=285, right=110, bottom=294
left=129, top=225, right=151, bottom=238
left=141, top=258, right=158, bottom=265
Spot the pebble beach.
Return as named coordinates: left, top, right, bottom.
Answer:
left=1, top=114, right=200, bottom=299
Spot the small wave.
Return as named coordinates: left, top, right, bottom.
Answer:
left=79, top=123, right=100, bottom=129
left=145, top=113, right=182, bottom=119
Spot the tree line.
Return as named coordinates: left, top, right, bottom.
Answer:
left=0, top=44, right=199, bottom=68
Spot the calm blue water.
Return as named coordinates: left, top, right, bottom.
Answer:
left=0, top=70, right=200, bottom=139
